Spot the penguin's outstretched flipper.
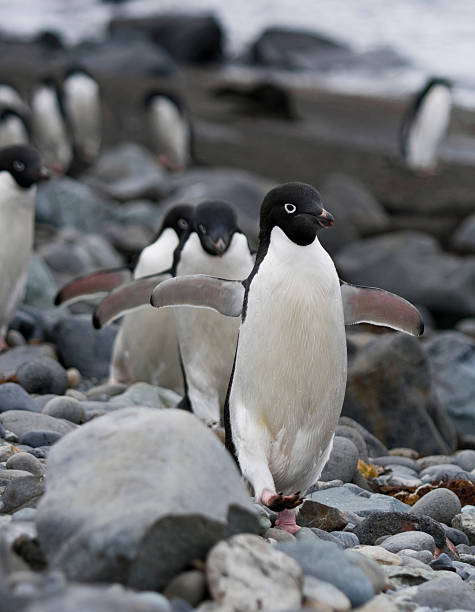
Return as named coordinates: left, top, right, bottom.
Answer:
left=55, top=268, right=132, bottom=307
left=151, top=274, right=245, bottom=317
left=93, top=272, right=171, bottom=329
left=340, top=281, right=424, bottom=337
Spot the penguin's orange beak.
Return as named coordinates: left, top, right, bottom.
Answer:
left=317, top=209, right=334, bottom=228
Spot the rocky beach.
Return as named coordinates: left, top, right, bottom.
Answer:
left=0, top=6, right=474, bottom=612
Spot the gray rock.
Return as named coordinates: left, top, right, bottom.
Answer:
left=335, top=231, right=475, bottom=319
left=411, top=488, right=462, bottom=524
left=411, top=576, right=475, bottom=610
left=264, top=527, right=295, bottom=542
left=452, top=212, right=475, bottom=254
left=320, top=437, right=359, bottom=483
left=164, top=570, right=207, bottom=608
left=1, top=475, right=45, bottom=512
left=345, top=550, right=386, bottom=593
left=384, top=565, right=460, bottom=590
left=297, top=500, right=349, bottom=532
left=19, top=430, right=62, bottom=447
left=16, top=358, right=68, bottom=396
left=206, top=534, right=302, bottom=612
left=49, top=315, right=118, bottom=380
left=330, top=531, right=359, bottom=548
left=338, top=416, right=388, bottom=458
left=0, top=345, right=57, bottom=381
left=453, top=449, right=475, bottom=472
left=306, top=483, right=410, bottom=517
left=12, top=507, right=37, bottom=521
left=36, top=408, right=259, bottom=590
left=43, top=396, right=85, bottom=424
left=303, top=575, right=351, bottom=611
left=372, top=455, right=420, bottom=472
left=381, top=531, right=435, bottom=554
left=429, top=552, right=456, bottom=572
left=24, top=255, right=57, bottom=311
left=109, top=383, right=181, bottom=409
left=420, top=463, right=474, bottom=483
left=397, top=548, right=433, bottom=564
left=83, top=143, right=167, bottom=202
left=6, top=452, right=43, bottom=476
left=424, top=331, right=475, bottom=435
left=0, top=383, right=41, bottom=413
left=343, top=332, right=456, bottom=455
left=442, top=524, right=469, bottom=546
left=0, top=411, right=76, bottom=437
left=453, top=513, right=475, bottom=545
left=334, top=425, right=368, bottom=462
left=35, top=176, right=118, bottom=233
left=372, top=464, right=422, bottom=489
left=278, top=537, right=374, bottom=607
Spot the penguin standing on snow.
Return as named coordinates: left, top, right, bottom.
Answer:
left=62, top=67, right=102, bottom=165
left=0, top=108, right=30, bottom=148
left=30, top=77, right=72, bottom=174
left=93, top=201, right=254, bottom=426
left=0, top=145, right=49, bottom=349
left=54, top=204, right=193, bottom=393
left=400, top=77, right=452, bottom=171
left=144, top=91, right=192, bottom=171
left=151, top=182, right=424, bottom=532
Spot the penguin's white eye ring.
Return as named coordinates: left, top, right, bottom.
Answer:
left=12, top=160, right=25, bottom=172
left=177, top=218, right=188, bottom=230
left=198, top=223, right=207, bottom=235
left=284, top=202, right=297, bottom=214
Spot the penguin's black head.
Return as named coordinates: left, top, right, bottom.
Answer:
left=160, top=203, right=194, bottom=238
left=193, top=200, right=239, bottom=256
left=259, top=181, right=334, bottom=246
left=0, top=145, right=49, bottom=188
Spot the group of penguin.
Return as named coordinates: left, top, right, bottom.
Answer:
left=53, top=185, right=423, bottom=533
left=0, top=74, right=191, bottom=175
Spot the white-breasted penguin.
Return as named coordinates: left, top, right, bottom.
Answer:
left=0, top=108, right=30, bottom=148
left=92, top=201, right=254, bottom=426
left=30, top=77, right=72, bottom=174
left=400, top=77, right=452, bottom=171
left=151, top=182, right=424, bottom=532
left=62, top=67, right=102, bottom=164
left=144, top=91, right=192, bottom=171
left=0, top=145, right=49, bottom=349
left=54, top=204, right=193, bottom=392
left=0, top=84, right=29, bottom=116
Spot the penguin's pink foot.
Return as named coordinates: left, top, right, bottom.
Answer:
left=275, top=509, right=300, bottom=534
left=261, top=488, right=303, bottom=512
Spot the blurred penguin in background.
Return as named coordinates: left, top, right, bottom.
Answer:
left=0, top=108, right=30, bottom=148
left=31, top=77, right=72, bottom=174
left=144, top=91, right=192, bottom=171
left=62, top=67, right=102, bottom=165
left=400, top=77, right=452, bottom=171
left=0, top=83, right=29, bottom=116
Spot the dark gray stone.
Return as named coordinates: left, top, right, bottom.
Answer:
left=1, top=475, right=45, bottom=512
left=0, top=346, right=57, bottom=380
left=320, top=437, right=359, bottom=483
left=420, top=463, right=474, bottom=483
left=19, top=430, right=62, bottom=448
left=424, top=332, right=475, bottom=436
left=452, top=212, right=475, bottom=254
left=16, top=358, right=68, bottom=396
left=0, top=410, right=76, bottom=437
left=0, top=384, right=41, bottom=413
left=334, top=425, right=368, bottom=462
left=442, top=524, right=469, bottom=546
left=343, top=332, right=456, bottom=455
left=335, top=231, right=475, bottom=319
left=6, top=452, right=43, bottom=476
left=338, top=416, right=388, bottom=458
left=278, top=538, right=374, bottom=607
left=372, top=455, right=420, bottom=472
left=330, top=531, right=359, bottom=548
left=43, top=396, right=85, bottom=424
left=48, top=315, right=118, bottom=379
left=411, top=488, right=462, bottom=524
left=36, top=408, right=259, bottom=590
left=429, top=552, right=456, bottom=572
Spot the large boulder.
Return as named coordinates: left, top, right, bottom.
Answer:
left=36, top=408, right=259, bottom=590
left=335, top=231, right=475, bottom=320
left=424, top=331, right=475, bottom=435
left=343, top=332, right=457, bottom=455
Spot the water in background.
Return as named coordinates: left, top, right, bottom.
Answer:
left=1, top=0, right=475, bottom=107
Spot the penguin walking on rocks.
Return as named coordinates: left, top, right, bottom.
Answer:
left=0, top=108, right=30, bottom=148
left=400, top=77, right=452, bottom=171
left=151, top=182, right=424, bottom=532
left=93, top=201, right=254, bottom=426
left=62, top=67, right=102, bottom=165
left=55, top=204, right=193, bottom=392
left=0, top=145, right=49, bottom=350
left=144, top=91, right=192, bottom=171
left=30, top=77, right=72, bottom=174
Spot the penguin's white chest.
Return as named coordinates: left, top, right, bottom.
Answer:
left=230, top=227, right=347, bottom=493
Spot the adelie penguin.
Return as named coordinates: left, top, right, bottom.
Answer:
left=62, top=67, right=102, bottom=165
left=400, top=77, right=452, bottom=171
left=0, top=108, right=30, bottom=148
left=151, top=182, right=424, bottom=532
left=144, top=91, right=192, bottom=171
left=93, top=201, right=254, bottom=426
left=0, top=145, right=49, bottom=350
left=55, top=204, right=193, bottom=393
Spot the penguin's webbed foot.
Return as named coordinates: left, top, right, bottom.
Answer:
left=261, top=489, right=303, bottom=511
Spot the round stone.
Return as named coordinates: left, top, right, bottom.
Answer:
left=66, top=368, right=81, bottom=389
left=6, top=451, right=43, bottom=476
left=0, top=383, right=40, bottom=413
left=19, top=430, right=62, bottom=448
left=43, top=396, right=85, bottom=424
left=380, top=531, right=435, bottom=554
left=17, top=358, right=68, bottom=395
left=411, top=488, right=462, bottom=525
left=320, top=437, right=359, bottom=483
